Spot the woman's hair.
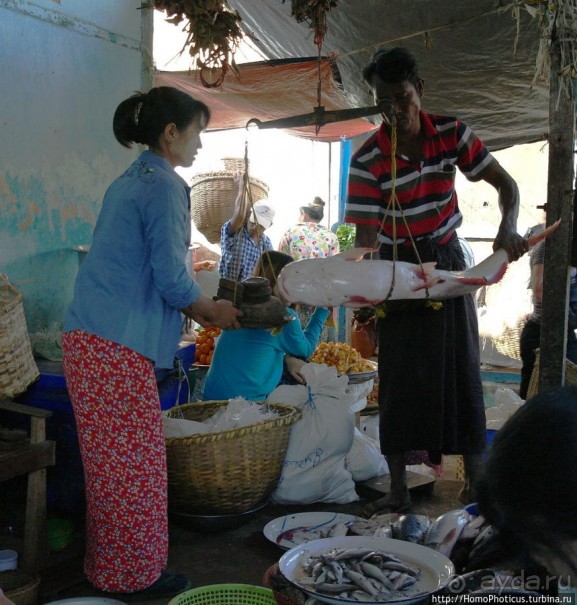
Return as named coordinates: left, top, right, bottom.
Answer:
left=477, top=385, right=577, bottom=574
left=113, top=86, right=211, bottom=148
left=362, top=47, right=421, bottom=88
left=254, top=251, right=294, bottom=291
left=301, top=196, right=325, bottom=222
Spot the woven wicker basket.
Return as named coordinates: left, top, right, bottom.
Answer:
left=0, top=569, right=41, bottom=605
left=0, top=274, right=39, bottom=397
left=165, top=401, right=300, bottom=514
left=526, top=348, right=577, bottom=400
left=190, top=172, right=269, bottom=244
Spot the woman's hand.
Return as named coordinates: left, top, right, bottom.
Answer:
left=183, top=295, right=242, bottom=330
left=193, top=260, right=217, bottom=272
left=285, top=355, right=306, bottom=384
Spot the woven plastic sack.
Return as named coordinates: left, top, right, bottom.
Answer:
left=0, top=274, right=39, bottom=397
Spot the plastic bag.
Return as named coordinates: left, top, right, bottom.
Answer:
left=348, top=428, right=389, bottom=481
left=205, top=397, right=279, bottom=432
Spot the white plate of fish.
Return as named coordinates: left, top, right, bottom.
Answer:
left=263, top=512, right=362, bottom=550
left=278, top=535, right=454, bottom=605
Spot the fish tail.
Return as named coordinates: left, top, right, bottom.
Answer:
left=528, top=219, right=561, bottom=247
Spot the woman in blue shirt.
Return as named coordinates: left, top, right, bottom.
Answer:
left=62, top=87, right=240, bottom=600
left=203, top=251, right=330, bottom=401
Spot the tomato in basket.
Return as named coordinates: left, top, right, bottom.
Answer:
left=194, top=327, right=221, bottom=365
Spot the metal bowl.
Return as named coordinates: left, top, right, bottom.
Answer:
left=168, top=500, right=268, bottom=533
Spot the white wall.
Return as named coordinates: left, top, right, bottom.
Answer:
left=0, top=0, right=151, bottom=330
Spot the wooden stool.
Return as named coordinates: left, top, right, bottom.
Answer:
left=0, top=399, right=55, bottom=571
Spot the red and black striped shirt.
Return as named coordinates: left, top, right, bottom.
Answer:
left=345, top=112, right=497, bottom=245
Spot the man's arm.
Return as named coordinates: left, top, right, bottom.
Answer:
left=482, top=163, right=528, bottom=261
left=226, top=172, right=248, bottom=237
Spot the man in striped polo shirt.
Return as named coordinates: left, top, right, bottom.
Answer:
left=345, top=47, right=528, bottom=514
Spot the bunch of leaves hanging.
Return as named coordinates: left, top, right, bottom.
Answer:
left=152, top=0, right=244, bottom=87
left=284, top=0, right=338, bottom=45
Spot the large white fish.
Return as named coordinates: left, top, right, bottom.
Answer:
left=277, top=221, right=560, bottom=307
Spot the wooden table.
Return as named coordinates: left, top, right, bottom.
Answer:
left=0, top=399, right=55, bottom=570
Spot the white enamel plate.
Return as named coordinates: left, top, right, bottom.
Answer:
left=263, top=511, right=362, bottom=550
left=278, top=535, right=454, bottom=605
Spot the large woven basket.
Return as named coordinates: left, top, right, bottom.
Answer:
left=526, top=348, right=577, bottom=399
left=0, top=569, right=41, bottom=605
left=165, top=401, right=300, bottom=514
left=0, top=274, right=39, bottom=397
left=190, top=172, right=269, bottom=244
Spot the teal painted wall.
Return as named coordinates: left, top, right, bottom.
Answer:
left=0, top=0, right=152, bottom=332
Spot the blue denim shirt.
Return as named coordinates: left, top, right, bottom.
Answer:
left=65, top=151, right=201, bottom=368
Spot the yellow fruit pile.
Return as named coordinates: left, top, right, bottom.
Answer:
left=310, top=342, right=375, bottom=374
left=194, top=327, right=221, bottom=366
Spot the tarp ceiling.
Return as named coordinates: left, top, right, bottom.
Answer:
left=218, top=0, right=550, bottom=151
left=155, top=57, right=378, bottom=143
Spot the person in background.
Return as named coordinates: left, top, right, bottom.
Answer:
left=477, top=385, right=577, bottom=587
left=203, top=250, right=330, bottom=401
left=518, top=225, right=577, bottom=399
left=278, top=197, right=340, bottom=338
left=219, top=173, right=275, bottom=282
left=278, top=196, right=339, bottom=261
left=62, top=87, right=241, bottom=599
left=345, top=47, right=528, bottom=514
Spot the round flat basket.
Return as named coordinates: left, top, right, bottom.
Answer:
left=165, top=401, right=300, bottom=514
left=168, top=584, right=276, bottom=605
left=190, top=172, right=269, bottom=244
left=1, top=569, right=41, bottom=605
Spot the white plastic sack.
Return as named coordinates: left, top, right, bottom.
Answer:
left=360, top=414, right=380, bottom=441
left=267, top=363, right=358, bottom=504
left=486, top=387, right=524, bottom=430
left=348, top=428, right=389, bottom=481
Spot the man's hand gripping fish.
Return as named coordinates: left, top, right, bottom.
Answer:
left=277, top=221, right=560, bottom=308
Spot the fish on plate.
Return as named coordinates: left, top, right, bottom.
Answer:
left=424, top=509, right=472, bottom=558
left=276, top=519, right=351, bottom=545
left=391, top=514, right=431, bottom=544
left=277, top=221, right=560, bottom=307
left=300, top=546, right=421, bottom=601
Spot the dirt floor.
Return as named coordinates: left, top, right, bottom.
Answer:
left=34, top=457, right=465, bottom=605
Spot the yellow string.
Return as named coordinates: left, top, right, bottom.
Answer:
left=375, top=117, right=429, bottom=300
left=234, top=132, right=278, bottom=289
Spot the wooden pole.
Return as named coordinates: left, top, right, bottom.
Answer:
left=539, top=32, right=575, bottom=392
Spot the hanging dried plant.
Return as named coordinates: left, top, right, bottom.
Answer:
left=285, top=0, right=338, bottom=45
left=152, top=0, right=244, bottom=87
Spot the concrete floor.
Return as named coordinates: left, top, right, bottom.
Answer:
left=37, top=460, right=465, bottom=605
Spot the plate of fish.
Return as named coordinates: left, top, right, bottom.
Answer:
left=346, top=360, right=378, bottom=384
left=278, top=535, right=454, bottom=605
left=263, top=512, right=362, bottom=550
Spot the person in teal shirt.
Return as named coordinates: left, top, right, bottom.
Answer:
left=203, top=251, right=330, bottom=401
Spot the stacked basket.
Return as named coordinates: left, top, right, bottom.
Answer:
left=0, top=274, right=39, bottom=398
left=190, top=158, right=269, bottom=245
left=0, top=570, right=41, bottom=605
left=165, top=401, right=300, bottom=515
